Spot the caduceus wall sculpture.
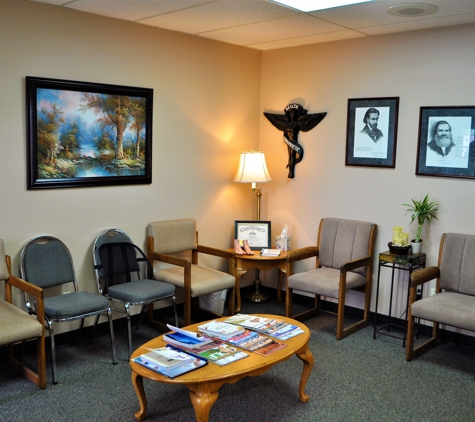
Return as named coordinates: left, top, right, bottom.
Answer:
left=264, top=103, right=326, bottom=178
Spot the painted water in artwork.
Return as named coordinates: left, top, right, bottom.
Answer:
left=36, top=88, right=148, bottom=179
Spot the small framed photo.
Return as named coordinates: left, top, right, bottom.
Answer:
left=346, top=97, right=399, bottom=168
left=26, top=76, right=153, bottom=189
left=234, top=220, right=271, bottom=250
left=416, top=106, right=475, bottom=179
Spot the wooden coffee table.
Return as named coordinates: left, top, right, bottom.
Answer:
left=130, top=314, right=313, bottom=422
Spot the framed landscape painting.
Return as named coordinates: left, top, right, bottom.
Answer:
left=26, top=76, right=153, bottom=189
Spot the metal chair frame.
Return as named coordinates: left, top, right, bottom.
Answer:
left=20, top=235, right=117, bottom=384
left=93, top=229, right=178, bottom=357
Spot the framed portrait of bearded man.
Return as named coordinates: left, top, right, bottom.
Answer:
left=416, top=106, right=475, bottom=179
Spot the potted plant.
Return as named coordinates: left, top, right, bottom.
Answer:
left=403, top=194, right=439, bottom=254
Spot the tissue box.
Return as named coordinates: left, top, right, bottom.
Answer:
left=275, top=236, right=292, bottom=251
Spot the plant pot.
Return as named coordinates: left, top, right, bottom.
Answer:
left=411, top=239, right=422, bottom=254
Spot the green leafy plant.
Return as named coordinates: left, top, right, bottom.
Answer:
left=403, top=194, right=439, bottom=243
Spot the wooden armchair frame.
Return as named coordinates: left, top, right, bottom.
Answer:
left=3, top=255, right=46, bottom=389
left=286, top=219, right=376, bottom=340
left=147, top=232, right=235, bottom=326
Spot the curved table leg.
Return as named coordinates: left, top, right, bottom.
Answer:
left=131, top=371, right=147, bottom=421
left=187, top=382, right=219, bottom=422
left=295, top=345, right=314, bottom=403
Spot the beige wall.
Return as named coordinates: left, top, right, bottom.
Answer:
left=0, top=0, right=261, bottom=330
left=2, top=1, right=475, bottom=336
left=260, top=24, right=475, bottom=327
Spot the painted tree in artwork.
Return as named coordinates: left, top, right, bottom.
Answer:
left=80, top=93, right=132, bottom=160
left=37, top=102, right=66, bottom=164
left=129, top=98, right=146, bottom=159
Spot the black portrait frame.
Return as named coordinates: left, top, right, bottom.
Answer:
left=234, top=220, right=271, bottom=250
left=416, top=106, right=475, bottom=179
left=346, top=97, right=399, bottom=168
left=26, top=76, right=153, bottom=189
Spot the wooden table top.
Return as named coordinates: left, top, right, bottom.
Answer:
left=227, top=249, right=289, bottom=261
left=130, top=314, right=310, bottom=385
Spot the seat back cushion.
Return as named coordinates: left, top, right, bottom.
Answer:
left=318, top=218, right=374, bottom=276
left=23, top=239, right=75, bottom=288
left=147, top=218, right=197, bottom=254
left=440, top=233, right=475, bottom=296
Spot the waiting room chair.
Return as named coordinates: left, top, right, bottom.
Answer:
left=407, top=233, right=475, bottom=372
left=147, top=218, right=236, bottom=326
left=0, top=239, right=46, bottom=389
left=93, top=228, right=178, bottom=357
left=20, top=235, right=117, bottom=384
left=286, top=218, right=377, bottom=340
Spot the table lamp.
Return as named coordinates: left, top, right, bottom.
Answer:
left=233, top=151, right=272, bottom=302
left=233, top=151, right=272, bottom=221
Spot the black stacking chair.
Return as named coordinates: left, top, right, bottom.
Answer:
left=20, top=235, right=117, bottom=384
left=93, top=229, right=177, bottom=357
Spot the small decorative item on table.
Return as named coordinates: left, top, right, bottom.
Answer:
left=276, top=224, right=292, bottom=251
left=387, top=242, right=411, bottom=255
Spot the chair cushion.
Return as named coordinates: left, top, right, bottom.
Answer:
left=440, top=233, right=475, bottom=295
left=147, top=219, right=197, bottom=254
left=44, top=291, right=109, bottom=318
left=153, top=264, right=235, bottom=297
left=288, top=267, right=367, bottom=299
left=0, top=301, right=43, bottom=345
left=411, top=291, right=475, bottom=332
left=107, top=279, right=175, bottom=303
left=319, top=218, right=374, bottom=277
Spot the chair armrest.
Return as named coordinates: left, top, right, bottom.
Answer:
left=197, top=244, right=234, bottom=259
left=410, top=266, right=440, bottom=288
left=340, top=256, right=371, bottom=273
left=5, top=255, right=45, bottom=325
left=6, top=274, right=43, bottom=300
left=287, top=246, right=319, bottom=264
left=148, top=251, right=191, bottom=269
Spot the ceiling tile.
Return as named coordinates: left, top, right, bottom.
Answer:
left=201, top=14, right=346, bottom=45
left=66, top=0, right=217, bottom=22
left=139, top=0, right=299, bottom=34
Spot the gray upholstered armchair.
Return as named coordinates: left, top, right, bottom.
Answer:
left=406, top=233, right=475, bottom=369
left=0, top=239, right=46, bottom=389
left=286, top=218, right=377, bottom=340
left=147, top=218, right=236, bottom=326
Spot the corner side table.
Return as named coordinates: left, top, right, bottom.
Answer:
left=373, top=251, right=426, bottom=347
left=228, top=250, right=289, bottom=313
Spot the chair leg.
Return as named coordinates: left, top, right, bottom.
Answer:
left=47, top=320, right=58, bottom=385
left=136, top=304, right=146, bottom=330
left=106, top=308, right=117, bottom=365
left=90, top=314, right=100, bottom=344
left=285, top=287, right=293, bottom=317
left=172, top=296, right=178, bottom=327
left=184, top=296, right=191, bottom=327
left=125, top=303, right=133, bottom=359
left=76, top=318, right=85, bottom=345
left=227, top=288, right=235, bottom=317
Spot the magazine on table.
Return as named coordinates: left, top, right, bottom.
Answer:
left=197, top=320, right=245, bottom=340
left=197, top=344, right=249, bottom=366
left=163, top=324, right=213, bottom=349
left=132, top=345, right=208, bottom=379
left=260, top=248, right=281, bottom=256
left=139, top=346, right=193, bottom=369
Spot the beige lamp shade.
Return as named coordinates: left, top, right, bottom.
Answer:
left=233, top=151, right=272, bottom=184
